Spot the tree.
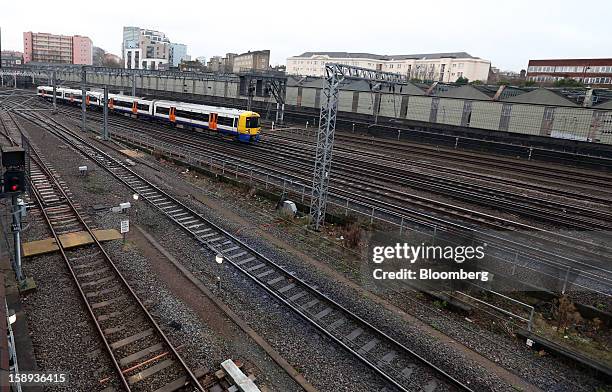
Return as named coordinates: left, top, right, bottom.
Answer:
left=553, top=78, right=584, bottom=87
left=101, top=55, right=122, bottom=68
left=470, top=80, right=483, bottom=85
left=455, top=76, right=469, bottom=85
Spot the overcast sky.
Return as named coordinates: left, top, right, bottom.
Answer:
left=2, top=0, right=611, bottom=71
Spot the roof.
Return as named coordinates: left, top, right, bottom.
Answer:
left=438, top=85, right=492, bottom=100
left=501, top=88, right=579, bottom=106
left=293, top=52, right=479, bottom=61
left=594, top=100, right=612, bottom=109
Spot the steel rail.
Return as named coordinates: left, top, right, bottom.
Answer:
left=37, top=106, right=612, bottom=284
left=16, top=126, right=205, bottom=391
left=18, top=99, right=612, bottom=294
left=24, top=102, right=475, bottom=392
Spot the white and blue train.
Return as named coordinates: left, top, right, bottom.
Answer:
left=37, top=86, right=261, bottom=142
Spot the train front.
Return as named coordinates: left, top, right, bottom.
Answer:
left=238, top=112, right=261, bottom=142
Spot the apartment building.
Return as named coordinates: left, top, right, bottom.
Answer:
left=169, top=43, right=188, bottom=67
left=232, top=50, right=270, bottom=73
left=286, top=51, right=491, bottom=82
left=123, top=27, right=176, bottom=70
left=23, top=32, right=92, bottom=65
left=527, top=58, right=612, bottom=86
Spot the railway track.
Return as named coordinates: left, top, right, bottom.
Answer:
left=53, top=105, right=612, bottom=233
left=18, top=99, right=475, bottom=392
left=333, top=132, right=612, bottom=190
left=35, top=103, right=612, bottom=296
left=41, top=104, right=612, bottom=230
left=12, top=117, right=206, bottom=391
left=266, top=129, right=612, bottom=206
left=73, top=111, right=612, bottom=252
left=0, top=110, right=20, bottom=146
left=260, top=134, right=612, bottom=230
left=274, top=107, right=612, bottom=171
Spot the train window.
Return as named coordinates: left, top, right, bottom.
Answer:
left=156, top=107, right=170, bottom=115
left=246, top=117, right=260, bottom=128
left=137, top=103, right=149, bottom=111
left=176, top=109, right=196, bottom=119
left=175, top=109, right=210, bottom=122
left=192, top=112, right=209, bottom=122
left=113, top=100, right=131, bottom=108
left=217, top=116, right=235, bottom=127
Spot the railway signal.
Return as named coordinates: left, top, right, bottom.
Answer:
left=1, top=146, right=28, bottom=283
left=3, top=170, right=25, bottom=193
left=1, top=146, right=26, bottom=195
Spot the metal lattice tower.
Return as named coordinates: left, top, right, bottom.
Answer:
left=310, top=64, right=344, bottom=230
left=309, top=63, right=409, bottom=230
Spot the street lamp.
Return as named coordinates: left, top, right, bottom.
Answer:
left=132, top=193, right=139, bottom=201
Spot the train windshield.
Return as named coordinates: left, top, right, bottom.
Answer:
left=246, top=116, right=260, bottom=128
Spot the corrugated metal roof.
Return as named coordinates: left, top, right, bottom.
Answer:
left=438, top=85, right=492, bottom=100
left=501, top=88, right=579, bottom=106
left=594, top=100, right=612, bottom=109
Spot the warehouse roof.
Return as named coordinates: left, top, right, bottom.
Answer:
left=594, top=100, right=612, bottom=109
left=438, top=85, right=493, bottom=100
left=293, top=52, right=480, bottom=61
left=501, top=88, right=579, bottom=106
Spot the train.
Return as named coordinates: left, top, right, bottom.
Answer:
left=36, top=86, right=261, bottom=142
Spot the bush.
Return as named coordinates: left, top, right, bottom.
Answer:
left=343, top=222, right=362, bottom=248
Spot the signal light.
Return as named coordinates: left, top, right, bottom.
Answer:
left=3, top=170, right=25, bottom=194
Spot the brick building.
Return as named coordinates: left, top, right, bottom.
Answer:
left=23, top=32, right=92, bottom=65
left=527, top=58, right=612, bottom=86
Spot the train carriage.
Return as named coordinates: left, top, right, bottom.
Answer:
left=62, top=88, right=84, bottom=105
left=37, top=86, right=63, bottom=100
left=108, top=94, right=154, bottom=117
left=153, top=100, right=260, bottom=142
left=86, top=91, right=103, bottom=107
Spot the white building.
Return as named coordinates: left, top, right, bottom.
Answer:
left=123, top=27, right=170, bottom=70
left=169, top=43, right=188, bottom=67
left=286, top=52, right=491, bottom=83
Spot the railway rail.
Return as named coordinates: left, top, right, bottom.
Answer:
left=6, top=113, right=205, bottom=391
left=54, top=104, right=612, bottom=231
left=272, top=107, right=612, bottom=171
left=59, top=107, right=612, bottom=254
left=33, top=102, right=612, bottom=298
left=266, top=128, right=612, bottom=205
left=261, top=133, right=612, bottom=230
left=16, top=100, right=476, bottom=392
left=53, top=105, right=612, bottom=234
